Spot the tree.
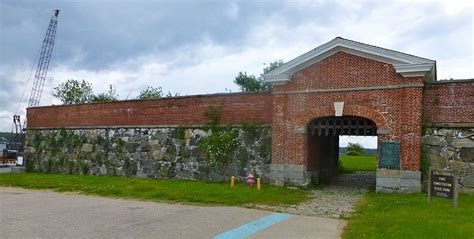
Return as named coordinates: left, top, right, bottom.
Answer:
left=347, top=142, right=365, bottom=156
left=165, top=91, right=180, bottom=98
left=262, top=59, right=284, bottom=75
left=233, top=60, right=284, bottom=92
left=90, top=84, right=118, bottom=103
left=234, top=72, right=265, bottom=92
left=53, top=79, right=93, bottom=104
left=137, top=86, right=163, bottom=100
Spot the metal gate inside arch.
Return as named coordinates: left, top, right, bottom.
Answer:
left=309, top=116, right=377, bottom=137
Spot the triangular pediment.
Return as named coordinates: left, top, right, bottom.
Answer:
left=263, top=37, right=436, bottom=85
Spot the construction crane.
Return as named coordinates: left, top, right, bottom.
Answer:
left=27, top=9, right=60, bottom=108
left=3, top=9, right=60, bottom=166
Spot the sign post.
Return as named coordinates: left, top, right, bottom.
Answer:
left=428, top=168, right=458, bottom=207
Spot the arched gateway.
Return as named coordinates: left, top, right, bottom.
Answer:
left=264, top=37, right=436, bottom=192
left=306, top=116, right=378, bottom=184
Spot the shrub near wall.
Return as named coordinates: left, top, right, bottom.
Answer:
left=24, top=126, right=272, bottom=182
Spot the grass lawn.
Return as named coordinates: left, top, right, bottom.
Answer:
left=0, top=173, right=309, bottom=206
left=340, top=155, right=376, bottom=173
left=343, top=192, right=474, bottom=239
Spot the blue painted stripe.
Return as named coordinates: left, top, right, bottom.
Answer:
left=213, top=213, right=292, bottom=239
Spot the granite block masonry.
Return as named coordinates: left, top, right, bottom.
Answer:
left=423, top=126, right=474, bottom=193
left=24, top=127, right=272, bottom=183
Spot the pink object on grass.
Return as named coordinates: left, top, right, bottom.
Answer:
left=246, top=173, right=255, bottom=187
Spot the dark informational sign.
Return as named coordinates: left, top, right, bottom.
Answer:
left=379, top=142, right=400, bottom=169
left=428, top=168, right=458, bottom=207
left=431, top=174, right=454, bottom=199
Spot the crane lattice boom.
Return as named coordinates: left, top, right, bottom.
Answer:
left=28, top=9, right=59, bottom=107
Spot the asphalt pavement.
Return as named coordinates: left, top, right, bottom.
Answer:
left=0, top=187, right=345, bottom=238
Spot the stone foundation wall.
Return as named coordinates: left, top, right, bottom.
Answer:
left=423, top=125, right=474, bottom=193
left=24, top=126, right=272, bottom=183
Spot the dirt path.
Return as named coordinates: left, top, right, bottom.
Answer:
left=255, top=173, right=375, bottom=218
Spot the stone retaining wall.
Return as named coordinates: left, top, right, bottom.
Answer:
left=423, top=125, right=474, bottom=193
left=24, top=126, right=272, bottom=183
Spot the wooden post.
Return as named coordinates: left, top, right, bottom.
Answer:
left=257, top=178, right=261, bottom=190
left=454, top=172, right=458, bottom=208
left=428, top=168, right=432, bottom=203
left=230, top=176, right=235, bottom=188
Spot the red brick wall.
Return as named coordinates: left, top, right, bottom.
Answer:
left=26, top=50, right=472, bottom=174
left=271, top=52, right=424, bottom=171
left=423, top=80, right=474, bottom=123
left=27, top=92, right=273, bottom=128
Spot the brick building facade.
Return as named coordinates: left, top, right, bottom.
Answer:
left=26, top=38, right=473, bottom=192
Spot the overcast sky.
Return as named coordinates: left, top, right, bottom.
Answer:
left=0, top=0, right=473, bottom=147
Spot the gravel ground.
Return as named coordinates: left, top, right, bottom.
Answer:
left=255, top=173, right=375, bottom=219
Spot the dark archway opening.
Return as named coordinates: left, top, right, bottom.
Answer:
left=307, top=116, right=377, bottom=186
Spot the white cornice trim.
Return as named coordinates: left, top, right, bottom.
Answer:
left=263, top=37, right=437, bottom=84
left=264, top=75, right=291, bottom=85
left=394, top=63, right=434, bottom=77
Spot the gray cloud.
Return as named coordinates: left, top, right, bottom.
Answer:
left=0, top=0, right=473, bottom=135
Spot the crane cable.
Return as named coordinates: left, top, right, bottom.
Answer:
left=14, top=41, right=42, bottom=116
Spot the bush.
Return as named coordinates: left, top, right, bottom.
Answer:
left=347, top=142, right=364, bottom=155
left=347, top=150, right=362, bottom=156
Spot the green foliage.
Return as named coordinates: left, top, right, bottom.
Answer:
left=343, top=193, right=474, bottom=238
left=32, top=133, right=41, bottom=148
left=0, top=173, right=309, bottom=206
left=234, top=72, right=267, bottom=92
left=347, top=142, right=365, bottom=155
left=203, top=105, right=222, bottom=125
left=239, top=147, right=248, bottom=169
left=262, top=60, right=285, bottom=75
left=339, top=155, right=376, bottom=173
left=432, top=96, right=440, bottom=105
left=198, top=126, right=240, bottom=171
left=258, top=139, right=270, bottom=158
left=47, top=134, right=56, bottom=149
left=346, top=150, right=362, bottom=156
left=80, top=160, right=90, bottom=175
left=115, top=138, right=125, bottom=151
left=90, top=84, right=118, bottom=103
left=234, top=60, right=284, bottom=92
left=46, top=158, right=53, bottom=173
left=176, top=127, right=186, bottom=140
left=53, top=79, right=94, bottom=104
left=137, top=86, right=163, bottom=100
left=97, top=134, right=105, bottom=145
left=25, top=158, right=34, bottom=172
left=123, top=158, right=137, bottom=176
left=165, top=91, right=180, bottom=98
left=0, top=132, right=14, bottom=141
left=68, top=159, right=77, bottom=174
left=95, top=153, right=103, bottom=165
left=241, top=123, right=257, bottom=139
left=59, top=128, right=67, bottom=139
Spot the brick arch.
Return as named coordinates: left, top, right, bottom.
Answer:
left=303, top=104, right=388, bottom=131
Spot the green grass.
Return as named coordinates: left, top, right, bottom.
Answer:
left=0, top=173, right=309, bottom=206
left=340, top=155, right=376, bottom=173
left=343, top=192, right=474, bottom=239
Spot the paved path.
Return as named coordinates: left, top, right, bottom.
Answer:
left=0, top=187, right=345, bottom=239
